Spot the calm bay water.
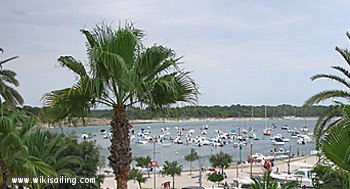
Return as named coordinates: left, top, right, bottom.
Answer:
left=47, top=119, right=316, bottom=170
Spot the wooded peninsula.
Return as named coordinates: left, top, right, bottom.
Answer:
left=22, top=104, right=333, bottom=124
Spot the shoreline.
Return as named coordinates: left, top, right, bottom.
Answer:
left=101, top=154, right=318, bottom=189
left=39, top=116, right=319, bottom=128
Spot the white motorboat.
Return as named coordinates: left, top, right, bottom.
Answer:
left=297, top=135, right=312, bottom=145
left=270, top=147, right=290, bottom=155
left=248, top=133, right=256, bottom=139
left=81, top=133, right=90, bottom=139
left=214, top=129, right=222, bottom=133
left=270, top=134, right=281, bottom=140
left=102, top=134, right=109, bottom=139
left=272, top=138, right=285, bottom=145
left=202, top=124, right=209, bottom=130
left=188, top=129, right=195, bottom=134
left=136, top=139, right=148, bottom=144
left=241, top=129, right=248, bottom=134
left=281, top=137, right=290, bottom=142
left=300, top=126, right=309, bottom=132
left=271, top=168, right=314, bottom=188
left=247, top=153, right=274, bottom=163
left=291, top=131, right=301, bottom=139
left=173, top=137, right=183, bottom=144
left=281, top=125, right=289, bottom=130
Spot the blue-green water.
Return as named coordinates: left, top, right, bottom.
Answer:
left=46, top=119, right=316, bottom=170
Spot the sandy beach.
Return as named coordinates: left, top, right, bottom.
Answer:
left=101, top=154, right=318, bottom=189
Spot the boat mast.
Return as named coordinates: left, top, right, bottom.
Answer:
left=264, top=105, right=267, bottom=129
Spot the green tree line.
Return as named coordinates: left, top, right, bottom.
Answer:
left=92, top=104, right=331, bottom=120
left=19, top=104, right=332, bottom=121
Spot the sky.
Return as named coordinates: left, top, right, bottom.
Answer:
left=1, top=0, right=350, bottom=107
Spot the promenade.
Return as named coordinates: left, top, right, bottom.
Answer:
left=101, top=154, right=318, bottom=189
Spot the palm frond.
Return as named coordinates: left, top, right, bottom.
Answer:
left=336, top=47, right=350, bottom=67
left=138, top=70, right=199, bottom=108
left=311, top=74, right=350, bottom=89
left=0, top=69, right=19, bottom=86
left=109, top=28, right=137, bottom=67
left=304, top=90, right=350, bottom=105
left=0, top=56, right=18, bottom=66
left=18, top=155, right=56, bottom=187
left=136, top=45, right=176, bottom=80
left=54, top=155, right=83, bottom=171
left=323, top=123, right=350, bottom=172
left=81, top=29, right=98, bottom=49
left=58, top=56, right=87, bottom=78
left=313, top=106, right=341, bottom=146
left=42, top=75, right=109, bottom=123
left=91, top=46, right=130, bottom=81
left=332, top=66, right=350, bottom=81
left=19, top=116, right=38, bottom=137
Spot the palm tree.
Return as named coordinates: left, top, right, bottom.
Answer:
left=305, top=32, right=350, bottom=143
left=160, top=161, right=183, bottom=189
left=128, top=168, right=147, bottom=189
left=36, top=132, right=103, bottom=189
left=0, top=49, right=23, bottom=110
left=0, top=111, right=56, bottom=189
left=209, top=152, right=232, bottom=175
left=315, top=105, right=350, bottom=188
left=312, top=165, right=345, bottom=188
left=43, top=22, right=199, bottom=189
left=184, top=148, right=198, bottom=175
left=25, top=130, right=83, bottom=175
left=322, top=124, right=350, bottom=173
left=307, top=104, right=350, bottom=188
left=134, top=156, right=152, bottom=178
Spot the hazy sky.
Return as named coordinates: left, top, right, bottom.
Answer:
left=1, top=0, right=350, bottom=107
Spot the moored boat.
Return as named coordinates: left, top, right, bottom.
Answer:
left=270, top=147, right=290, bottom=155
left=281, top=125, right=289, bottom=130
left=263, top=129, right=271, bottom=136
left=272, top=138, right=285, bottom=145
left=300, top=126, right=309, bottom=132
left=230, top=129, right=237, bottom=135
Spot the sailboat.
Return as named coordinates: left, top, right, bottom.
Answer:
left=262, top=105, right=271, bottom=136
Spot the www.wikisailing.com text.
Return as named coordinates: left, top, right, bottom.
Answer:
left=12, top=176, right=96, bottom=186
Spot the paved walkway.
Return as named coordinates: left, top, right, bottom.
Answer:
left=101, top=154, right=318, bottom=189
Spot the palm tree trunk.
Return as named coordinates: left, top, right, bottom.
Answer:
left=172, top=176, right=175, bottom=189
left=0, top=182, right=6, bottom=189
left=108, top=106, right=132, bottom=189
left=0, top=163, right=8, bottom=189
left=138, top=181, right=142, bottom=189
left=189, top=161, right=192, bottom=175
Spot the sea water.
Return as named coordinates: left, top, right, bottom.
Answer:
left=47, top=119, right=316, bottom=170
